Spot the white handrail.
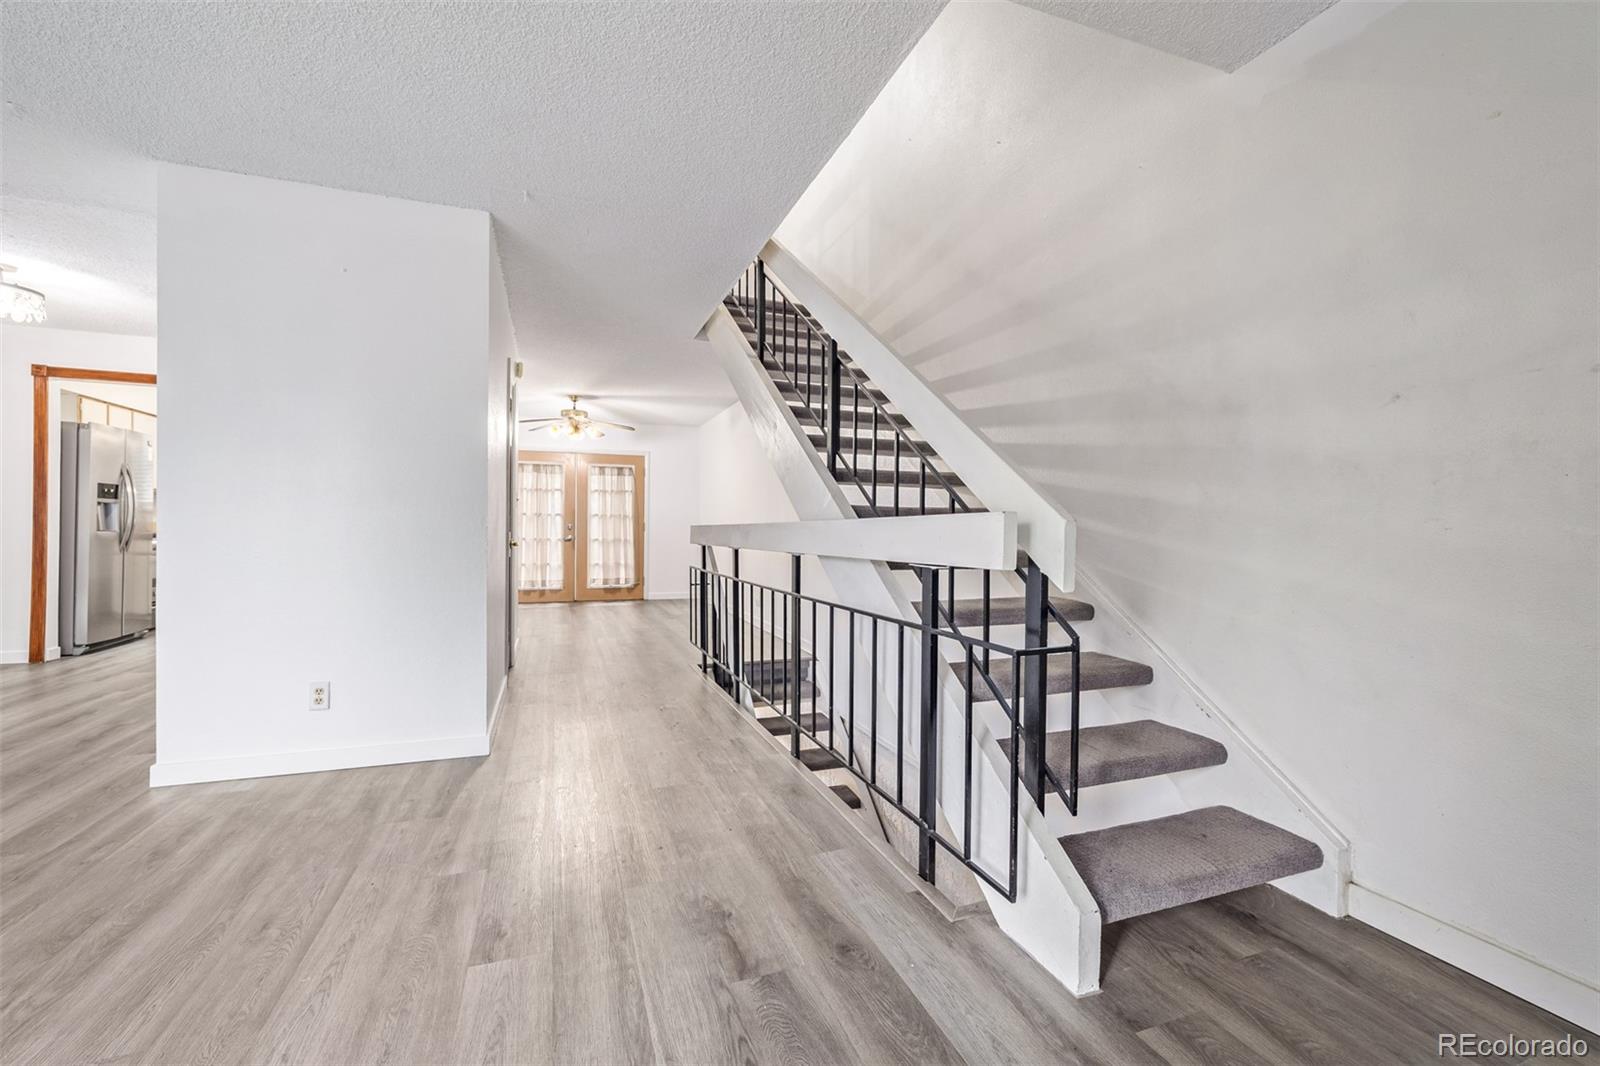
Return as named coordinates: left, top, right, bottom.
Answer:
left=691, top=511, right=1016, bottom=569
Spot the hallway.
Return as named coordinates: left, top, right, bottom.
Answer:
left=0, top=602, right=1586, bottom=1064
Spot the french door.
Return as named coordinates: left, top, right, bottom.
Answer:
left=516, top=451, right=645, bottom=603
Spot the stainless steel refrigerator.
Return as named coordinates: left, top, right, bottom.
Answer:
left=60, top=422, right=156, bottom=655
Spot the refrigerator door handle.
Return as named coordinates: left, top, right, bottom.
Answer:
left=118, top=466, right=136, bottom=551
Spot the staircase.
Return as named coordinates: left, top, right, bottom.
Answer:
left=697, top=250, right=1333, bottom=989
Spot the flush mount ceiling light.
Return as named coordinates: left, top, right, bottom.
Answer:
left=519, top=395, right=636, bottom=440
left=0, top=265, right=47, bottom=325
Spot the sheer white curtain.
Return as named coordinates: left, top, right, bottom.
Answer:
left=518, top=462, right=564, bottom=591
left=587, top=464, right=636, bottom=588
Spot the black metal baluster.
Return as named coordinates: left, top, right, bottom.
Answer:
left=790, top=555, right=802, bottom=759
left=917, top=567, right=940, bottom=884
left=810, top=597, right=818, bottom=736
left=869, top=617, right=879, bottom=786
left=1009, top=650, right=1021, bottom=897
left=1070, top=640, right=1081, bottom=816
left=894, top=434, right=901, bottom=516
left=981, top=569, right=992, bottom=673
left=755, top=260, right=767, bottom=367
left=828, top=606, right=837, bottom=752
left=847, top=612, right=857, bottom=769
left=852, top=380, right=860, bottom=484
left=1021, top=559, right=1048, bottom=808
left=963, top=644, right=974, bottom=862
left=896, top=624, right=905, bottom=806
left=698, top=547, right=708, bottom=672
left=870, top=406, right=879, bottom=512
left=732, top=549, right=742, bottom=702
left=827, top=340, right=841, bottom=477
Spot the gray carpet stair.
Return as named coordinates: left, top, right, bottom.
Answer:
left=797, top=747, right=847, bottom=772
left=743, top=658, right=812, bottom=683
left=999, top=720, right=1226, bottom=788
left=829, top=783, right=863, bottom=810
left=1059, top=806, right=1323, bottom=923
left=757, top=712, right=834, bottom=736
left=960, top=651, right=1153, bottom=699
left=917, top=595, right=1094, bottom=626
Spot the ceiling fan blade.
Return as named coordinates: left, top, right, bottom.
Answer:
left=518, top=417, right=563, bottom=425
left=588, top=420, right=637, bottom=431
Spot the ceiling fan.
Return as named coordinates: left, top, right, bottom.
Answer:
left=519, top=395, right=636, bottom=439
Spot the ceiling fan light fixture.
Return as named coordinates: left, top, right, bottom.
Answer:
left=520, top=395, right=636, bottom=439
left=0, top=265, right=47, bottom=325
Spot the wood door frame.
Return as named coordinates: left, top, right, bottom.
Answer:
left=28, top=365, right=159, bottom=662
left=574, top=453, right=646, bottom=603
left=515, top=451, right=577, bottom=603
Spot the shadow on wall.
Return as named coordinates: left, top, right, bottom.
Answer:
left=774, top=0, right=1600, bottom=1002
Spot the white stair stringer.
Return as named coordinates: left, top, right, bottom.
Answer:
left=704, top=305, right=1105, bottom=996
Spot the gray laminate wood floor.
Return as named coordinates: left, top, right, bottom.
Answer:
left=1, top=602, right=1590, bottom=1065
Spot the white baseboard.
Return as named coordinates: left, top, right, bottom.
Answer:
left=647, top=591, right=689, bottom=601
left=0, top=647, right=62, bottom=664
left=148, top=732, right=492, bottom=788
left=1348, top=883, right=1599, bottom=1032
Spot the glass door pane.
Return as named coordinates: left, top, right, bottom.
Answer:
left=585, top=463, right=637, bottom=590
left=518, top=461, right=566, bottom=592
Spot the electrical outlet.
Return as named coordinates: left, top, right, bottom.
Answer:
left=310, top=682, right=330, bottom=711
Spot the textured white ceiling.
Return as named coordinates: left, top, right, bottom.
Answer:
left=1, top=1, right=942, bottom=425
left=1015, top=0, right=1338, bottom=72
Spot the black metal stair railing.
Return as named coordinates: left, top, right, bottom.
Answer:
left=689, top=546, right=1077, bottom=900
left=730, top=260, right=972, bottom=518
left=723, top=256, right=1086, bottom=820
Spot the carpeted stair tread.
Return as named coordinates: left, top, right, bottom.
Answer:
left=999, top=720, right=1227, bottom=788
left=916, top=595, right=1093, bottom=626
left=1059, top=806, right=1323, bottom=923
left=797, top=747, right=846, bottom=772
left=960, top=651, right=1152, bottom=699
left=742, top=658, right=812, bottom=683
left=830, top=783, right=863, bottom=809
left=757, top=712, right=832, bottom=736
left=745, top=681, right=819, bottom=704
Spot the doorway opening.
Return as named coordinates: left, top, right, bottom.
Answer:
left=516, top=450, right=645, bottom=604
left=26, top=364, right=159, bottom=663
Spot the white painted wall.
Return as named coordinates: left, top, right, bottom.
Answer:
left=0, top=325, right=157, bottom=662
left=778, top=0, right=1599, bottom=1019
left=152, top=163, right=496, bottom=785
left=696, top=401, right=835, bottom=599
left=516, top=421, right=698, bottom=600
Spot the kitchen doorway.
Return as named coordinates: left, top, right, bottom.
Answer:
left=516, top=451, right=645, bottom=603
